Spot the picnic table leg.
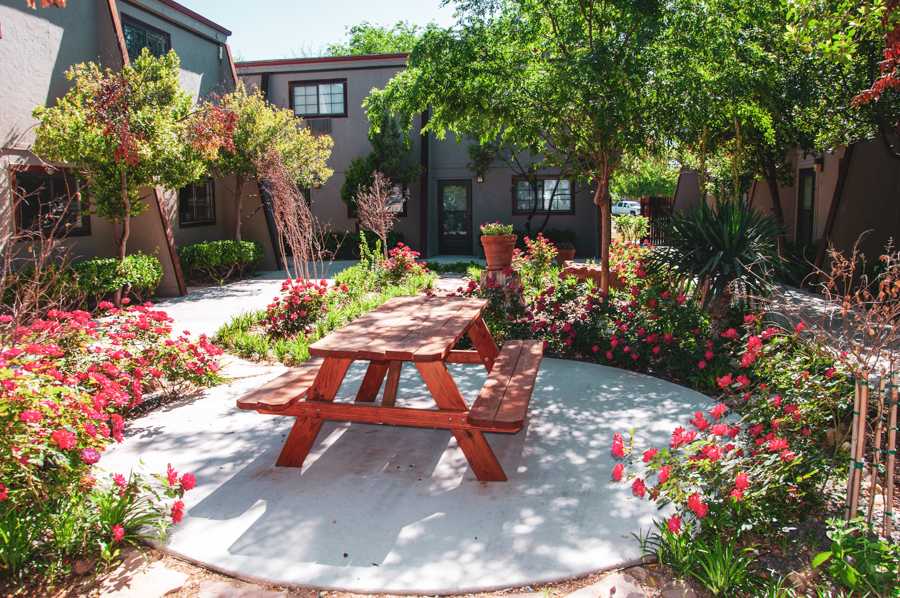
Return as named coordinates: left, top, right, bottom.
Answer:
left=356, top=361, right=389, bottom=402
left=452, top=429, right=507, bottom=482
left=382, top=361, right=402, bottom=407
left=416, top=360, right=508, bottom=481
left=276, top=356, right=353, bottom=468
left=468, top=316, right=500, bottom=373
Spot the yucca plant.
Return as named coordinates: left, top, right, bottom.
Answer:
left=649, top=200, right=786, bottom=334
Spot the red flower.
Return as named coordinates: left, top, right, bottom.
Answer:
left=768, top=437, right=790, bottom=452
left=730, top=488, right=743, bottom=501
left=780, top=450, right=795, bottom=462
left=698, top=360, right=707, bottom=369
left=702, top=445, right=723, bottom=462
left=743, top=315, right=757, bottom=324
left=612, top=463, right=624, bottom=482
left=51, top=429, right=77, bottom=449
left=749, top=424, right=763, bottom=436
left=0, top=483, right=7, bottom=501
left=796, top=322, right=805, bottom=333
left=727, top=426, right=740, bottom=439
left=643, top=448, right=658, bottom=462
left=689, top=412, right=710, bottom=431
left=721, top=328, right=738, bottom=340
left=825, top=368, right=836, bottom=379
left=658, top=465, right=670, bottom=483
left=735, top=472, right=750, bottom=489
left=612, top=440, right=625, bottom=457
left=180, top=473, right=196, bottom=491
left=18, top=410, right=42, bottom=423
left=113, top=473, right=127, bottom=488
left=167, top=464, right=178, bottom=486
left=112, top=524, right=125, bottom=542
left=171, top=500, right=185, bottom=523
left=716, top=374, right=733, bottom=389
left=632, top=478, right=646, bottom=498
left=688, top=493, right=708, bottom=518
left=710, top=404, right=728, bottom=420
left=710, top=423, right=728, bottom=436
left=667, top=515, right=682, bottom=535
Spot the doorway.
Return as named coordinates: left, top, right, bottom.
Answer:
left=437, top=180, right=473, bottom=255
left=797, top=168, right=815, bottom=244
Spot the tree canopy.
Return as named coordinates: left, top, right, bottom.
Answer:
left=326, top=21, right=438, bottom=56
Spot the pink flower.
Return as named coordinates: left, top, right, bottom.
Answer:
left=796, top=322, right=805, bottom=333
left=171, top=500, right=185, bottom=523
left=658, top=465, right=670, bottom=483
left=51, top=429, right=76, bottom=450
left=180, top=473, right=196, bottom=491
left=710, top=404, right=728, bottom=420
left=710, top=423, right=728, bottom=436
left=18, top=410, right=42, bottom=423
left=81, top=448, right=100, bottom=464
left=612, top=463, right=624, bottom=482
left=643, top=448, right=658, bottom=462
left=113, top=474, right=127, bottom=488
left=167, top=464, right=178, bottom=486
left=612, top=440, right=625, bottom=457
left=688, top=493, right=708, bottom=518
left=735, top=472, right=750, bottom=489
left=112, top=524, right=125, bottom=542
left=689, top=412, right=710, bottom=431
left=667, top=515, right=682, bottom=535
left=730, top=488, right=744, bottom=501
left=702, top=445, right=722, bottom=462
left=768, top=437, right=790, bottom=452
left=632, top=478, right=646, bottom=498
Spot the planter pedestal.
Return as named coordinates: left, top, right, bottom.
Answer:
left=479, top=270, right=525, bottom=308
left=563, top=261, right=628, bottom=291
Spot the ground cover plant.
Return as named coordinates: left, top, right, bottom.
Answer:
left=0, top=302, right=223, bottom=585
left=178, top=240, right=265, bottom=284
left=216, top=235, right=434, bottom=365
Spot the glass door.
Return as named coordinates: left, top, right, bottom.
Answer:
left=797, top=169, right=815, bottom=244
left=438, top=180, right=472, bottom=255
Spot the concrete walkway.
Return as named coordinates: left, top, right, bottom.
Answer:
left=100, top=357, right=711, bottom=594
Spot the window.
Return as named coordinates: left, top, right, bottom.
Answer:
left=290, top=80, right=347, bottom=117
left=13, top=169, right=90, bottom=237
left=122, top=15, right=170, bottom=63
left=514, top=178, right=572, bottom=213
left=179, top=180, right=215, bottom=227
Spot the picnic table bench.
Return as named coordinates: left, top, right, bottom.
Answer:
left=236, top=295, right=543, bottom=481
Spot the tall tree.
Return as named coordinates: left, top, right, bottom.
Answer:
left=214, top=84, right=334, bottom=241
left=326, top=21, right=438, bottom=56
left=33, top=51, right=235, bottom=262
left=366, top=0, right=663, bottom=293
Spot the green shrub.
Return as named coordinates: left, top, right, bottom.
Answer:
left=613, top=214, right=649, bottom=243
left=70, top=253, right=163, bottom=301
left=512, top=227, right=577, bottom=251
left=178, top=240, right=264, bottom=282
left=813, top=517, right=900, bottom=597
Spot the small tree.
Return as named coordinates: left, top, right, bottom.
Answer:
left=214, top=84, right=334, bottom=241
left=356, top=171, right=408, bottom=258
left=33, top=51, right=235, bottom=265
left=340, top=114, right=422, bottom=212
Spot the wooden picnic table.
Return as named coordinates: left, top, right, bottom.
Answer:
left=236, top=295, right=543, bottom=481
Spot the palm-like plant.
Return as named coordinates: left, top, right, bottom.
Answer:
left=649, top=200, right=786, bottom=334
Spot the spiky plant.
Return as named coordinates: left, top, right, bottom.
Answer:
left=649, top=200, right=786, bottom=334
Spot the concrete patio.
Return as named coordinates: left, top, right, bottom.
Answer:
left=100, top=355, right=711, bottom=594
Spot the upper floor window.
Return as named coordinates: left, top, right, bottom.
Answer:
left=290, top=80, right=347, bottom=117
left=122, top=14, right=171, bottom=63
left=514, top=178, right=573, bottom=213
left=179, top=180, right=215, bottom=227
left=13, top=168, right=90, bottom=237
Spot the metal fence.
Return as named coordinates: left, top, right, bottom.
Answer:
left=640, top=196, right=674, bottom=245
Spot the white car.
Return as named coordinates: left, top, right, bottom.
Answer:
left=612, top=200, right=642, bottom=216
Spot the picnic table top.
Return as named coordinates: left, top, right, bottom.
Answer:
left=308, top=295, right=488, bottom=363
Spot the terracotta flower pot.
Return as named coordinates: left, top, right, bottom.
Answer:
left=481, top=234, right=517, bottom=271
left=555, top=249, right=575, bottom=266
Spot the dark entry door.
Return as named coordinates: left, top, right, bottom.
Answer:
left=797, top=168, right=815, bottom=244
left=438, top=180, right=472, bottom=254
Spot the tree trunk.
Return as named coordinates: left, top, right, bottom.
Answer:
left=114, top=168, right=131, bottom=308
left=762, top=158, right=787, bottom=255
left=709, top=285, right=733, bottom=338
left=594, top=180, right=611, bottom=295
left=234, top=175, right=245, bottom=242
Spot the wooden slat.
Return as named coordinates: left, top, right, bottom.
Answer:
left=307, top=356, right=354, bottom=402
left=494, top=340, right=543, bottom=430
left=412, top=298, right=488, bottom=362
left=445, top=351, right=485, bottom=365
left=260, top=402, right=519, bottom=433
left=236, top=358, right=323, bottom=412
left=452, top=428, right=508, bottom=481
left=467, top=316, right=500, bottom=372
left=383, top=299, right=469, bottom=360
left=415, top=360, right=470, bottom=411
left=355, top=361, right=389, bottom=403
left=308, top=295, right=427, bottom=358
left=275, top=416, right=323, bottom=468
left=382, top=361, right=402, bottom=407
left=467, top=341, right=523, bottom=428
left=357, top=297, right=453, bottom=361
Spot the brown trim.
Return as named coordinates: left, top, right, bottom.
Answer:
left=107, top=0, right=131, bottom=67
left=419, top=109, right=430, bottom=257
left=259, top=72, right=270, bottom=100
left=148, top=0, right=231, bottom=36
left=237, top=53, right=409, bottom=69
left=511, top=175, right=576, bottom=215
left=226, top=43, right=238, bottom=91
left=810, top=145, right=855, bottom=289
left=288, top=79, right=348, bottom=118
left=153, top=186, right=187, bottom=297
left=9, top=165, right=92, bottom=239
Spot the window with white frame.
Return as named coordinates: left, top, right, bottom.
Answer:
left=514, top=178, right=572, bottom=213
left=291, top=81, right=347, bottom=117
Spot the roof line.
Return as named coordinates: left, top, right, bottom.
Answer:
left=237, top=52, right=409, bottom=69
left=152, top=0, right=231, bottom=36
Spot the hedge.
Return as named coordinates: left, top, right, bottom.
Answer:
left=178, top=240, right=265, bottom=282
